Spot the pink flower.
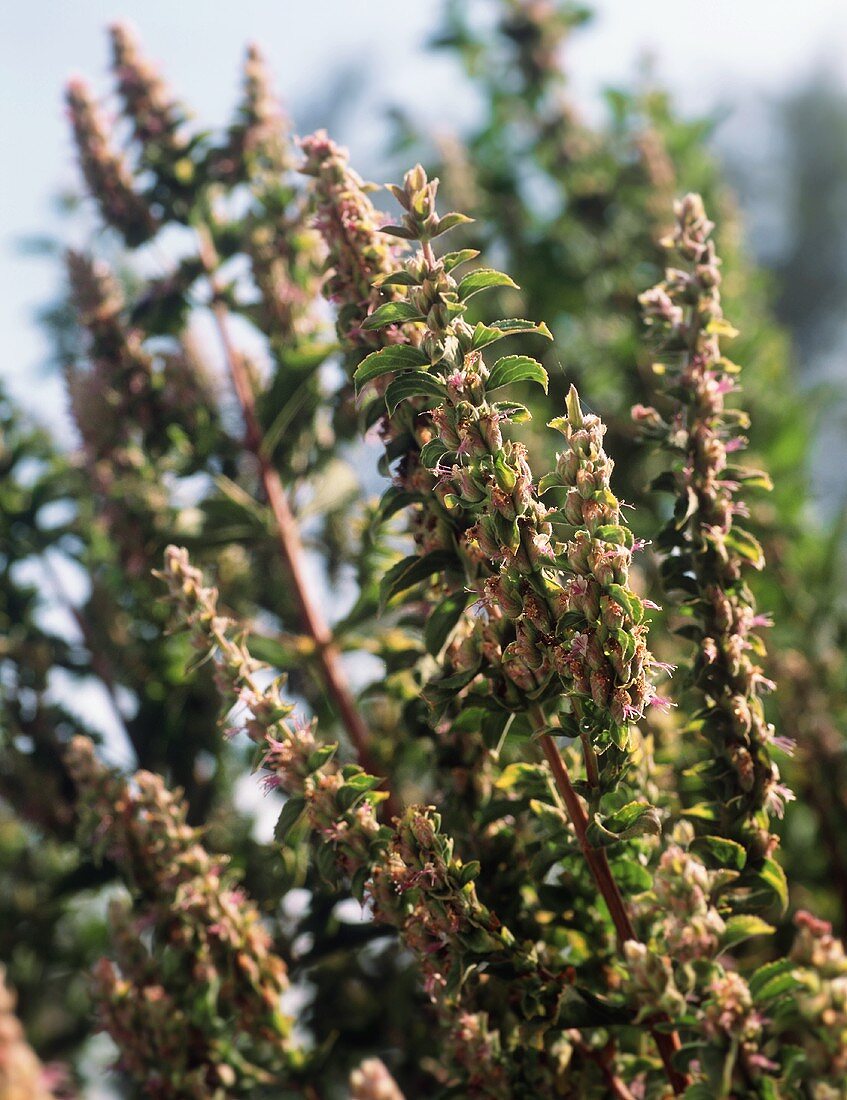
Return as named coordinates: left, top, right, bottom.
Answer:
left=569, top=632, right=588, bottom=659
left=259, top=773, right=281, bottom=795
left=765, top=781, right=795, bottom=819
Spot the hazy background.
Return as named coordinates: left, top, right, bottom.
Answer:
left=2, top=0, right=847, bottom=466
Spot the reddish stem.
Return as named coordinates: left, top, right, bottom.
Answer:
left=197, top=228, right=398, bottom=820
left=535, top=718, right=688, bottom=1094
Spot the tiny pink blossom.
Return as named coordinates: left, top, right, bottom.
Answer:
left=765, top=781, right=795, bottom=819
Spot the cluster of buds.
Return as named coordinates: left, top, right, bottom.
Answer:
left=301, top=133, right=475, bottom=566
left=649, top=842, right=726, bottom=964
left=497, top=0, right=587, bottom=96
left=206, top=46, right=327, bottom=355
left=109, top=23, right=192, bottom=194
left=65, top=251, right=218, bottom=577
left=622, top=940, right=686, bottom=1023
left=66, top=250, right=217, bottom=465
left=65, top=736, right=292, bottom=1097
left=300, top=131, right=409, bottom=349
left=65, top=78, right=157, bottom=245
left=637, top=193, right=789, bottom=864
left=349, top=1058, right=406, bottom=1100
left=355, top=164, right=664, bottom=760
left=787, top=911, right=847, bottom=1088
left=0, top=968, right=66, bottom=1100
left=211, top=44, right=289, bottom=184
left=159, top=546, right=634, bottom=1096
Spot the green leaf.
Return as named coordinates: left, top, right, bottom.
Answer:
left=610, top=857, right=653, bottom=892
left=492, top=317, right=553, bottom=338
left=457, top=268, right=518, bottom=300
left=274, top=796, right=306, bottom=843
left=673, top=486, right=698, bottom=529
left=457, top=860, right=480, bottom=886
left=433, top=211, right=474, bottom=236
left=683, top=1085, right=716, bottom=1100
left=380, top=223, right=416, bottom=239
left=486, top=355, right=548, bottom=393
left=470, top=322, right=507, bottom=351
left=725, top=526, right=765, bottom=569
left=442, top=248, right=480, bottom=272
left=351, top=865, right=370, bottom=903
left=690, top=835, right=747, bottom=871
left=378, top=485, right=421, bottom=521
left=493, top=400, right=532, bottom=423
left=379, top=549, right=458, bottom=607
left=720, top=914, right=775, bottom=952
left=587, top=802, right=662, bottom=847
left=424, top=591, right=470, bottom=655
left=749, top=958, right=801, bottom=1002
left=361, top=301, right=424, bottom=330
left=750, top=857, right=789, bottom=913
left=384, top=371, right=447, bottom=415
left=420, top=438, right=450, bottom=467
left=682, top=802, right=720, bottom=822
left=470, top=317, right=552, bottom=350
left=373, top=269, right=418, bottom=287
left=353, top=345, right=430, bottom=387
left=538, top=472, right=562, bottom=495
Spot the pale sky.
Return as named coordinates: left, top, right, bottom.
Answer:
left=2, top=0, right=846, bottom=422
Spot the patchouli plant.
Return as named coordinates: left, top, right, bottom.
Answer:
left=2, top=5, right=846, bottom=1099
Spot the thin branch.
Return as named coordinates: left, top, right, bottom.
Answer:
left=195, top=226, right=399, bottom=820
left=531, top=707, right=688, bottom=1094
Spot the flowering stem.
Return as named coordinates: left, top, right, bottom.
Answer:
left=195, top=226, right=397, bottom=819
left=532, top=707, right=687, bottom=1093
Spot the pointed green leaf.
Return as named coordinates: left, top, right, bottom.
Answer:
left=470, top=318, right=551, bottom=350
left=384, top=371, right=447, bottom=415
left=493, top=400, right=532, bottom=423
left=373, top=269, right=419, bottom=287
left=690, top=835, right=747, bottom=871
left=442, top=248, right=480, bottom=272
left=433, top=211, right=474, bottom=236
left=354, top=345, right=430, bottom=387
left=538, top=471, right=563, bottom=495
left=274, top=796, right=306, bottom=843
left=457, top=268, right=518, bottom=301
left=587, top=801, right=662, bottom=847
left=380, top=223, right=416, bottom=239
left=725, top=526, right=765, bottom=569
left=424, top=591, right=471, bottom=655
left=420, top=438, right=451, bottom=467
left=749, top=958, right=801, bottom=1002
left=749, top=856, right=789, bottom=913
left=379, top=549, right=458, bottom=607
left=361, top=301, right=425, bottom=330
left=720, top=915, right=775, bottom=953
left=378, top=485, right=422, bottom=521
left=486, top=355, right=548, bottom=393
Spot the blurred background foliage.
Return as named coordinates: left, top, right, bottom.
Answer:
left=1, top=1, right=847, bottom=1095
